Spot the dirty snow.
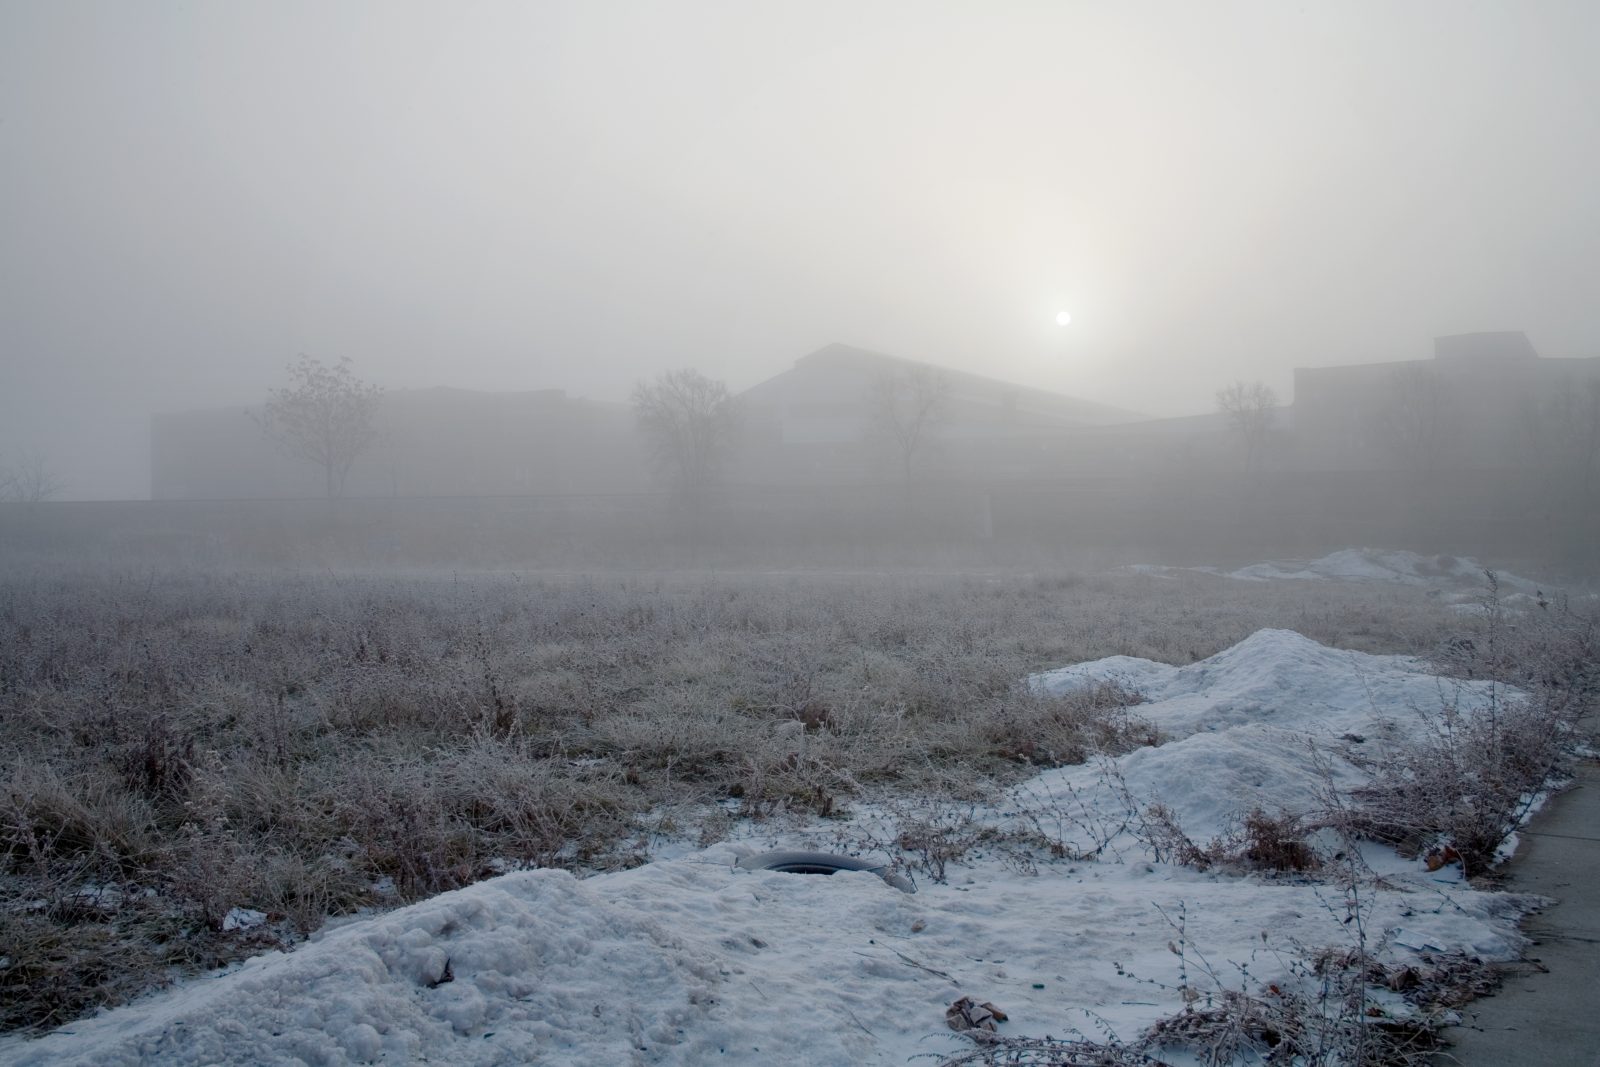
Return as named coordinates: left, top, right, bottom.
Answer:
left=1, top=630, right=1538, bottom=1067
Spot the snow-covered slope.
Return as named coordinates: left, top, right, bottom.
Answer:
left=1128, top=547, right=1540, bottom=592
left=2, top=630, right=1534, bottom=1067
left=1021, top=629, right=1506, bottom=846
left=1032, top=627, right=1486, bottom=738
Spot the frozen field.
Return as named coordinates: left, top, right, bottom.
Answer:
left=4, top=606, right=1566, bottom=1066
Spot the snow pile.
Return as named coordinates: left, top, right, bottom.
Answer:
left=3, top=849, right=1528, bottom=1067
left=1032, top=628, right=1483, bottom=738
left=1228, top=548, right=1533, bottom=588
left=5, top=868, right=734, bottom=1067
left=1129, top=548, right=1539, bottom=591
left=2, top=631, right=1536, bottom=1067
left=1022, top=629, right=1505, bottom=845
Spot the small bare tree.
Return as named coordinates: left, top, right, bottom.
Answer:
left=868, top=364, right=950, bottom=491
left=1369, top=364, right=1451, bottom=472
left=1215, top=380, right=1277, bottom=472
left=631, top=368, right=738, bottom=497
left=254, top=355, right=383, bottom=498
left=0, top=449, right=63, bottom=504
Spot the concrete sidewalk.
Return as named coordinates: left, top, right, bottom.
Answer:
left=1431, top=757, right=1600, bottom=1066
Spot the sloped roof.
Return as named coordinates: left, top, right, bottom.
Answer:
left=739, top=343, right=1144, bottom=426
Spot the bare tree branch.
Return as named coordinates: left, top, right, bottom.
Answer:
left=0, top=448, right=64, bottom=504
left=1215, top=380, right=1277, bottom=472
left=867, top=364, right=949, bottom=491
left=253, top=355, right=383, bottom=498
left=631, top=368, right=738, bottom=497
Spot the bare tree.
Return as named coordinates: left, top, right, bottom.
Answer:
left=868, top=364, right=950, bottom=491
left=254, top=355, right=383, bottom=498
left=631, top=368, right=738, bottom=497
left=1369, top=364, right=1451, bottom=471
left=0, top=448, right=63, bottom=503
left=1215, top=380, right=1277, bottom=471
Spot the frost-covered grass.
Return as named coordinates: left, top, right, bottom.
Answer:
left=6, top=605, right=1592, bottom=1067
left=0, top=563, right=1553, bottom=1033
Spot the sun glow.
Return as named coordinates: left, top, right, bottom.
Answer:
left=1055, top=310, right=1072, bottom=326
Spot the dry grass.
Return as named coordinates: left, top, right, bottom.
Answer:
left=0, top=564, right=1467, bottom=1031
left=1343, top=579, right=1598, bottom=876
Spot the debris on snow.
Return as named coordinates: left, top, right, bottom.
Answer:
left=220, top=908, right=267, bottom=933
left=946, top=997, right=1009, bottom=1032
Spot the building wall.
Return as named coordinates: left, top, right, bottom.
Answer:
left=1291, top=333, right=1600, bottom=472
left=149, top=337, right=1598, bottom=500
left=732, top=343, right=1143, bottom=484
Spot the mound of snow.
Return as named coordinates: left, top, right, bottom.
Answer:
left=1228, top=548, right=1532, bottom=587
left=4, top=868, right=731, bottom=1067
left=1033, top=628, right=1493, bottom=739
left=1022, top=629, right=1509, bottom=848
left=3, top=848, right=1529, bottom=1067
left=1128, top=548, right=1540, bottom=591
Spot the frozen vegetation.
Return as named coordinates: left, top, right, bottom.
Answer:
left=0, top=560, right=1594, bottom=1064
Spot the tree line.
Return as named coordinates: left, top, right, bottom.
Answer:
left=245, top=356, right=1600, bottom=499
left=251, top=357, right=954, bottom=499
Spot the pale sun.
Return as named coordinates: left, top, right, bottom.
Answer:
left=1055, top=310, right=1072, bottom=326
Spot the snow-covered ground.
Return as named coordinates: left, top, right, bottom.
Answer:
left=1127, top=547, right=1541, bottom=595
left=1020, top=628, right=1505, bottom=846
left=1, top=630, right=1537, bottom=1067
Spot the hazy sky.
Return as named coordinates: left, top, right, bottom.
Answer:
left=4, top=1, right=1599, bottom=498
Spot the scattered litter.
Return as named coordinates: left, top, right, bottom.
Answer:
left=1424, top=845, right=1462, bottom=872
left=734, top=850, right=915, bottom=893
left=946, top=997, right=1008, bottom=1032
left=221, top=908, right=267, bottom=932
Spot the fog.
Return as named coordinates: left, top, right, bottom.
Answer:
left=3, top=1, right=1600, bottom=499
left=7, top=8, right=1600, bottom=1051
